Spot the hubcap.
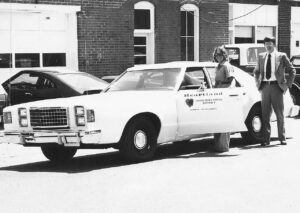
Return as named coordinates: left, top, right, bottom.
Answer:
left=252, top=116, right=262, bottom=133
left=134, top=130, right=147, bottom=150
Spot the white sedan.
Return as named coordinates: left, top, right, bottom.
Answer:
left=1, top=62, right=297, bottom=162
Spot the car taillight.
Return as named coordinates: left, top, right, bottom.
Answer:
left=3, top=112, right=12, bottom=124
left=86, top=109, right=95, bottom=123
left=75, top=106, right=85, bottom=126
left=18, top=108, right=28, bottom=127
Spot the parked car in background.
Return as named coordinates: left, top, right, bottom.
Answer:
left=289, top=55, right=300, bottom=106
left=1, top=62, right=298, bottom=163
left=225, top=43, right=265, bottom=74
left=0, top=69, right=108, bottom=129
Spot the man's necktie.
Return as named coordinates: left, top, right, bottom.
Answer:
left=266, top=54, right=271, bottom=80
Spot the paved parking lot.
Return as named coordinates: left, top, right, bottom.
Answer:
left=0, top=117, right=300, bottom=213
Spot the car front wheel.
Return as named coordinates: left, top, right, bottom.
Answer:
left=41, top=146, right=77, bottom=163
left=119, top=117, right=157, bottom=162
left=241, top=106, right=264, bottom=144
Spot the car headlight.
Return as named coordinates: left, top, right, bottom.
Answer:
left=75, top=106, right=85, bottom=126
left=18, top=108, right=28, bottom=127
left=86, top=109, right=95, bottom=123
left=3, top=112, right=12, bottom=124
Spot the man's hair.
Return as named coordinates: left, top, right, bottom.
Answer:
left=263, top=36, right=276, bottom=45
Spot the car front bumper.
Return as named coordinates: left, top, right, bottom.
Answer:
left=2, top=129, right=102, bottom=147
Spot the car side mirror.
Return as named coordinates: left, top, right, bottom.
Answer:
left=197, top=87, right=206, bottom=92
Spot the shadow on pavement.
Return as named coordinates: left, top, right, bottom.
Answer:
left=291, top=115, right=300, bottom=120
left=0, top=136, right=275, bottom=173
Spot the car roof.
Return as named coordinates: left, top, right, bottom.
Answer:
left=127, top=61, right=217, bottom=71
left=291, top=55, right=300, bottom=58
left=18, top=69, right=80, bottom=74
left=224, top=43, right=264, bottom=48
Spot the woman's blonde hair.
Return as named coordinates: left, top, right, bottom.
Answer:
left=213, top=45, right=229, bottom=62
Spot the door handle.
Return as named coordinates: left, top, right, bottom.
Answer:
left=25, top=92, right=32, bottom=96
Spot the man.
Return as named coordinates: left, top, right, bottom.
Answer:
left=253, top=36, right=295, bottom=146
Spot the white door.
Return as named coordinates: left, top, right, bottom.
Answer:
left=177, top=87, right=246, bottom=137
left=0, top=8, right=79, bottom=72
left=291, top=23, right=300, bottom=56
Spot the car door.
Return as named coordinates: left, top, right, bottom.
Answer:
left=5, top=72, right=40, bottom=105
left=176, top=67, right=246, bottom=137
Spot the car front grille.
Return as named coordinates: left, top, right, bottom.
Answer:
left=30, top=107, right=69, bottom=129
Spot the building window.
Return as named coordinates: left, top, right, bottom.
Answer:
left=235, top=26, right=254, bottom=43
left=234, top=26, right=276, bottom=44
left=15, top=53, right=40, bottom=68
left=134, top=37, right=147, bottom=65
left=256, top=26, right=276, bottom=43
left=134, top=9, right=151, bottom=29
left=180, top=4, right=199, bottom=61
left=134, top=1, right=155, bottom=65
left=0, top=54, right=12, bottom=68
left=43, top=53, right=66, bottom=67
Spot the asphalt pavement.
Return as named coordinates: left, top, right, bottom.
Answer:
left=0, top=117, right=300, bottom=213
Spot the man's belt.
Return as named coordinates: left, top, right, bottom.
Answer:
left=262, top=81, right=277, bottom=85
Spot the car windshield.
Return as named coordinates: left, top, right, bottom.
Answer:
left=106, top=68, right=181, bottom=92
left=56, top=73, right=108, bottom=94
left=247, top=47, right=265, bottom=63
left=226, top=48, right=240, bottom=67
left=291, top=57, right=300, bottom=66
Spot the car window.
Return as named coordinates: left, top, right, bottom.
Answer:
left=107, top=68, right=181, bottom=91
left=205, top=67, right=217, bottom=87
left=180, top=67, right=210, bottom=90
left=291, top=57, right=300, bottom=66
left=206, top=66, right=242, bottom=88
left=36, top=77, right=57, bottom=89
left=247, top=47, right=265, bottom=63
left=226, top=48, right=240, bottom=67
left=10, top=73, right=39, bottom=90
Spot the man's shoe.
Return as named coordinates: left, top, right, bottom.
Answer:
left=280, top=140, right=287, bottom=145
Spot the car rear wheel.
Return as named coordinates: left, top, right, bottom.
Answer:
left=41, top=146, right=77, bottom=162
left=119, top=117, right=157, bottom=162
left=241, top=106, right=264, bottom=144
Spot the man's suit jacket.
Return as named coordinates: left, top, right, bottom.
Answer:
left=253, top=51, right=296, bottom=92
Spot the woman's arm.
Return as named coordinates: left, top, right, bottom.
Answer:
left=223, top=62, right=236, bottom=88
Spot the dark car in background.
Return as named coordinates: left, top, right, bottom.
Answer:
left=0, top=69, right=108, bottom=128
left=289, top=55, right=300, bottom=106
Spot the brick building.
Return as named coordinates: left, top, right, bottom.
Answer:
left=0, top=0, right=299, bottom=77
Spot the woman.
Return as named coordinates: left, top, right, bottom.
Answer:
left=212, top=45, right=236, bottom=152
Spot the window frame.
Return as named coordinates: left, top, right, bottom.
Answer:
left=180, top=4, right=199, bottom=62
left=134, top=1, right=155, bottom=65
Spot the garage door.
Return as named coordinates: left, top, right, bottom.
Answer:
left=0, top=3, right=80, bottom=72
